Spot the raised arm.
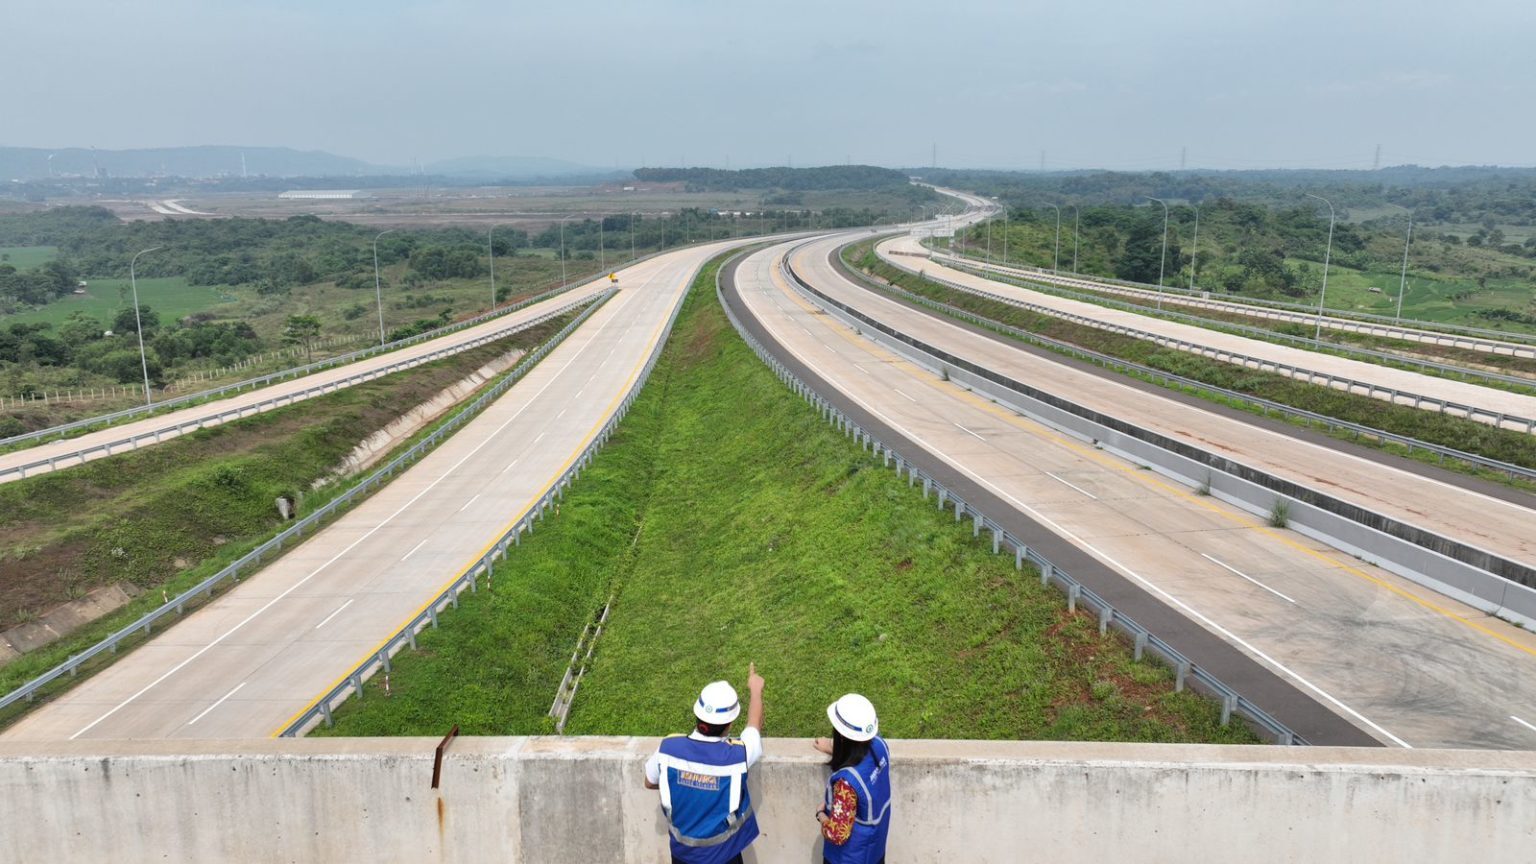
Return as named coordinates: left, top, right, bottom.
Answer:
left=746, top=662, right=765, bottom=732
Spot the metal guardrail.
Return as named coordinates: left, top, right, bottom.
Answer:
left=0, top=290, right=616, bottom=718
left=275, top=252, right=712, bottom=738
left=843, top=254, right=1536, bottom=484
left=1, top=274, right=604, bottom=453
left=879, top=252, right=1536, bottom=435
left=937, top=256, right=1536, bottom=389
left=717, top=258, right=1304, bottom=745
left=0, top=293, right=603, bottom=483
left=937, top=247, right=1536, bottom=353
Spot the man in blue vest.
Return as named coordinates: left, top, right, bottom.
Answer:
left=644, top=664, right=766, bottom=864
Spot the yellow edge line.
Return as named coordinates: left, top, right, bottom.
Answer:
left=270, top=274, right=680, bottom=737
left=776, top=246, right=1536, bottom=660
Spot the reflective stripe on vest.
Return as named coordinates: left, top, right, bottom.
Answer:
left=656, top=737, right=752, bottom=847
left=829, top=738, right=891, bottom=827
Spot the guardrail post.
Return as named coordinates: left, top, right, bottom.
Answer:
left=428, top=606, right=439, bottom=628
left=1175, top=662, right=1190, bottom=693
left=1220, top=695, right=1236, bottom=726
left=991, top=528, right=1001, bottom=554
left=954, top=499, right=963, bottom=522
left=351, top=673, right=364, bottom=700
left=972, top=513, right=982, bottom=536
left=380, top=650, right=392, bottom=673
left=937, top=488, right=946, bottom=509
left=1067, top=583, right=1080, bottom=613
left=320, top=700, right=333, bottom=727
left=1133, top=632, right=1147, bottom=660
left=1014, top=545, right=1024, bottom=570
left=1040, top=562, right=1052, bottom=587
left=1098, top=606, right=1112, bottom=636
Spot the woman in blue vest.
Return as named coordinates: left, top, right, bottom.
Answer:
left=815, top=693, right=892, bottom=864
left=644, top=664, right=765, bottom=864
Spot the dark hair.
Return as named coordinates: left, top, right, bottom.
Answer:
left=828, top=728, right=871, bottom=771
left=694, top=713, right=730, bottom=737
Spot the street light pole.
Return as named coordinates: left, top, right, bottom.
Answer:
left=1396, top=216, right=1413, bottom=325
left=129, top=246, right=163, bottom=406
left=1305, top=193, right=1336, bottom=342
left=487, top=224, right=498, bottom=312
left=1070, top=205, right=1080, bottom=274
left=558, top=217, right=570, bottom=289
left=1002, top=207, right=1008, bottom=265
left=1047, top=204, right=1062, bottom=274
left=1144, top=196, right=1170, bottom=309
left=1188, top=203, right=1201, bottom=292
left=372, top=229, right=396, bottom=346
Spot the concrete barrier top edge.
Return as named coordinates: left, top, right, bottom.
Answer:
left=3, top=736, right=1534, bottom=774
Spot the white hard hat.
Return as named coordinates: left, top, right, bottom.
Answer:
left=694, top=681, right=741, bottom=724
left=827, top=693, right=878, bottom=742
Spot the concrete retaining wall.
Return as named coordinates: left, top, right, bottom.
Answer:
left=1, top=738, right=1530, bottom=862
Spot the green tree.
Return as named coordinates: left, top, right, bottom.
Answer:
left=112, top=305, right=160, bottom=335
left=282, top=314, right=323, bottom=364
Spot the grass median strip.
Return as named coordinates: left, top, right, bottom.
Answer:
left=0, top=308, right=581, bottom=722
left=850, top=243, right=1536, bottom=486
left=944, top=253, right=1536, bottom=382
left=318, top=253, right=1255, bottom=743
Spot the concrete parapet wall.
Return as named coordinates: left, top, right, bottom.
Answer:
left=1, top=737, right=1531, bottom=862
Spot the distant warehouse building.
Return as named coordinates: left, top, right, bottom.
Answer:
left=278, top=189, right=366, bottom=200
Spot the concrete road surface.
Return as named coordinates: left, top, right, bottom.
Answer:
left=839, top=239, right=1535, bottom=571
left=3, top=240, right=740, bottom=741
left=880, top=235, right=1536, bottom=432
left=733, top=235, right=1536, bottom=749
left=0, top=281, right=611, bottom=483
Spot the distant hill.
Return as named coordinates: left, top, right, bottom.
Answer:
left=0, top=146, right=374, bottom=180
left=633, top=165, right=914, bottom=191
left=423, top=155, right=614, bottom=179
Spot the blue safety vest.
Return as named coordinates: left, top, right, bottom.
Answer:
left=655, top=734, right=759, bottom=864
left=823, top=737, right=892, bottom=864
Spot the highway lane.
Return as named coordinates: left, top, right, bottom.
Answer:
left=2, top=240, right=738, bottom=741
left=740, top=234, right=1536, bottom=748
left=938, top=254, right=1536, bottom=362
left=879, top=234, right=1536, bottom=432
left=0, top=280, right=611, bottom=483
left=807, top=237, right=1535, bottom=571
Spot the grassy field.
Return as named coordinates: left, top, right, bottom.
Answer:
left=4, top=276, right=238, bottom=328
left=317, top=254, right=1253, bottom=744
left=0, top=311, right=575, bottom=717
left=852, top=244, right=1536, bottom=482
left=0, top=246, right=57, bottom=270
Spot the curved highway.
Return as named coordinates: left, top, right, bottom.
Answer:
left=0, top=282, right=611, bottom=483
left=2, top=239, right=741, bottom=741
left=730, top=232, right=1536, bottom=748
left=939, top=254, right=1536, bottom=361
left=879, top=235, right=1536, bottom=432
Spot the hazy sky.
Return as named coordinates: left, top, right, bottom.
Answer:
left=6, top=0, right=1533, bottom=170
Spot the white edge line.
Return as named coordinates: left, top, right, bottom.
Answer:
left=185, top=681, right=245, bottom=726
left=1512, top=715, right=1536, bottom=734
left=1200, top=553, right=1298, bottom=605
left=457, top=493, right=481, bottom=513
